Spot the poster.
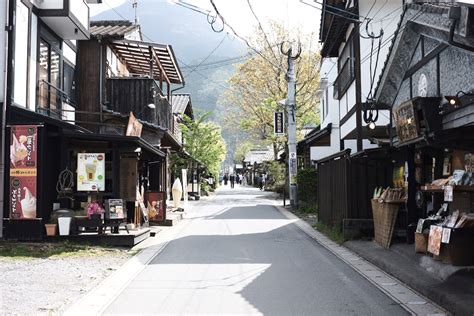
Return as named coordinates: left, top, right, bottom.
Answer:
left=77, top=153, right=105, bottom=191
left=9, top=125, right=39, bottom=219
left=145, top=191, right=166, bottom=222
left=106, top=199, right=125, bottom=220
left=428, top=225, right=442, bottom=256
left=274, top=111, right=285, bottom=135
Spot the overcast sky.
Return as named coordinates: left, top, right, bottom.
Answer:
left=90, top=0, right=322, bottom=42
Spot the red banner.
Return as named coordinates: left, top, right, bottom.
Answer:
left=9, top=125, right=38, bottom=220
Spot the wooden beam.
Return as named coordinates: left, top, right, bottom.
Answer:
left=150, top=46, right=171, bottom=85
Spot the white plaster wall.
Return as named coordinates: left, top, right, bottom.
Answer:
left=310, top=125, right=341, bottom=161
left=359, top=0, right=404, bottom=101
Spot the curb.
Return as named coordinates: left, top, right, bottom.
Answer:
left=345, top=242, right=474, bottom=316
left=273, top=204, right=448, bottom=316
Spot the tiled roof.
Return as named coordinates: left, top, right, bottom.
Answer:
left=171, top=94, right=191, bottom=114
left=90, top=20, right=139, bottom=38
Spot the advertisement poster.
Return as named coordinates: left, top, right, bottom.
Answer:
left=106, top=199, right=125, bottom=219
left=9, top=125, right=38, bottom=219
left=77, top=153, right=105, bottom=191
left=145, top=191, right=166, bottom=222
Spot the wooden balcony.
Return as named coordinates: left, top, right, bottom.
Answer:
left=106, top=77, right=173, bottom=130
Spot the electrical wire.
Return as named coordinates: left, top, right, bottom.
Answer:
left=186, top=34, right=227, bottom=76
left=208, top=0, right=286, bottom=73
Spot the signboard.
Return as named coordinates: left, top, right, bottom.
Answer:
left=145, top=191, right=166, bottom=222
left=182, top=169, right=188, bottom=205
left=126, top=112, right=143, bottom=137
left=274, top=112, right=285, bottom=135
left=393, top=100, right=419, bottom=144
left=77, top=153, right=105, bottom=191
left=9, top=125, right=39, bottom=219
left=106, top=199, right=125, bottom=219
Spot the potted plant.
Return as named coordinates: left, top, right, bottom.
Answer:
left=45, top=218, right=57, bottom=236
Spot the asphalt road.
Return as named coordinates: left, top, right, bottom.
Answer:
left=104, top=186, right=408, bottom=315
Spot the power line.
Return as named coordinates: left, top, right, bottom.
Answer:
left=208, top=0, right=286, bottom=73
left=186, top=34, right=227, bottom=76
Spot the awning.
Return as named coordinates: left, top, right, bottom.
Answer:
left=62, top=130, right=165, bottom=159
left=110, top=39, right=184, bottom=85
left=298, top=124, right=332, bottom=151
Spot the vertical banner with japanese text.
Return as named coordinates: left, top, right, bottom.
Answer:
left=9, top=125, right=39, bottom=219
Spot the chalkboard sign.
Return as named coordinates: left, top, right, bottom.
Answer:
left=393, top=100, right=419, bottom=144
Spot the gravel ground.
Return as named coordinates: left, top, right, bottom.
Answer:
left=0, top=247, right=133, bottom=315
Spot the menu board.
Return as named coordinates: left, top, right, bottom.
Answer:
left=106, top=199, right=125, bottom=219
left=77, top=153, right=105, bottom=191
left=9, top=125, right=39, bottom=219
left=393, top=100, right=419, bottom=144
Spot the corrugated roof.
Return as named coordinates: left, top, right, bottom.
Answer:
left=109, top=39, right=184, bottom=84
left=90, top=20, right=139, bottom=38
left=171, top=94, right=190, bottom=114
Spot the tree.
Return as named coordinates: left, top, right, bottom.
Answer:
left=233, top=140, right=253, bottom=164
left=180, top=112, right=227, bottom=178
left=221, top=21, right=321, bottom=160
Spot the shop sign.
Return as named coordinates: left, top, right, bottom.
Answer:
left=126, top=112, right=143, bottom=137
left=274, top=112, right=285, bottom=136
left=393, top=100, right=419, bottom=144
left=106, top=199, right=125, bottom=219
left=9, top=125, right=39, bottom=219
left=77, top=153, right=105, bottom=191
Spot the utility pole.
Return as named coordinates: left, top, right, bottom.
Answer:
left=281, top=43, right=301, bottom=209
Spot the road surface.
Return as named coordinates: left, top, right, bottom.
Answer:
left=104, top=186, right=408, bottom=315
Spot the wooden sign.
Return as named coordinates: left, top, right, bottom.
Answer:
left=126, top=112, right=143, bottom=137
left=393, top=100, right=419, bottom=144
left=274, top=111, right=285, bottom=136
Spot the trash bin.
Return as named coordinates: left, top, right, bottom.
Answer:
left=53, top=209, right=75, bottom=236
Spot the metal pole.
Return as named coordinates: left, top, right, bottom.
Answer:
left=0, top=0, right=11, bottom=238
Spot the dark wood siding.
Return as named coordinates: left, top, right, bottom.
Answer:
left=107, top=78, right=172, bottom=130
left=76, top=40, right=102, bottom=131
left=318, top=149, right=393, bottom=227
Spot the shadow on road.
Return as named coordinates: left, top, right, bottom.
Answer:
left=123, top=204, right=408, bottom=315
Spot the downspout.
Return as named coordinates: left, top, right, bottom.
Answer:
left=0, top=0, right=12, bottom=238
left=448, top=6, right=474, bottom=53
left=98, top=36, right=103, bottom=124
left=170, top=82, right=185, bottom=108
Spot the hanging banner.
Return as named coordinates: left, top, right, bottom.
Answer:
left=274, top=111, right=285, bottom=136
left=9, top=125, right=39, bottom=219
left=126, top=112, right=143, bottom=137
left=182, top=169, right=188, bottom=205
left=77, top=153, right=105, bottom=191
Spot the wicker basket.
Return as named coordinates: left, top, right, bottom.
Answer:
left=371, top=199, right=399, bottom=249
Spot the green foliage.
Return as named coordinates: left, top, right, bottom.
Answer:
left=181, top=112, right=227, bottom=178
left=297, top=168, right=317, bottom=205
left=314, top=222, right=345, bottom=245
left=233, top=141, right=253, bottom=164
left=221, top=21, right=321, bottom=156
left=0, top=241, right=130, bottom=259
left=298, top=205, right=318, bottom=214
left=265, top=161, right=286, bottom=193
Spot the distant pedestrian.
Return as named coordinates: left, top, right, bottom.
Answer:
left=224, top=174, right=228, bottom=186
left=259, top=174, right=266, bottom=191
left=230, top=174, right=235, bottom=188
left=238, top=174, right=243, bottom=185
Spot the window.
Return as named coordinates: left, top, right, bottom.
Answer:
left=38, top=27, right=62, bottom=116
left=13, top=1, right=29, bottom=107
left=333, top=33, right=355, bottom=100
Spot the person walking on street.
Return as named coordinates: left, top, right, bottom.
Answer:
left=224, top=174, right=228, bottom=186
left=230, top=174, right=235, bottom=188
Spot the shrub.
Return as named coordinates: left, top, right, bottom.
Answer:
left=297, top=168, right=317, bottom=205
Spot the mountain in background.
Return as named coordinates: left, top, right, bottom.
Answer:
left=94, top=0, right=248, bottom=162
